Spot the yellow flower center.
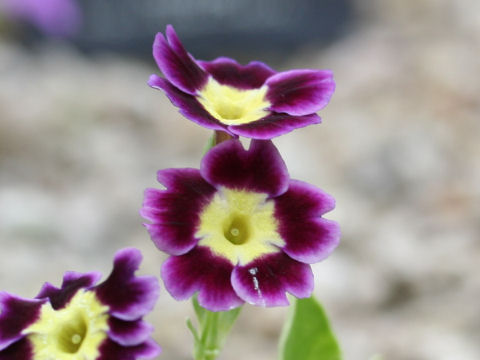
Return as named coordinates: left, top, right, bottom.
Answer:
left=223, top=214, right=250, bottom=245
left=197, top=77, right=271, bottom=125
left=57, top=315, right=86, bottom=354
left=24, top=290, right=109, bottom=360
left=196, top=188, right=284, bottom=265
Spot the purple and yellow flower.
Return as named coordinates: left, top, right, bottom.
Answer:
left=0, top=248, right=161, bottom=360
left=148, top=25, right=335, bottom=139
left=141, top=139, right=340, bottom=311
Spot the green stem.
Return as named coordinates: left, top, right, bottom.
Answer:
left=198, top=311, right=220, bottom=360
left=189, top=296, right=242, bottom=360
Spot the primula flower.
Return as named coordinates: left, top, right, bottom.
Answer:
left=141, top=140, right=340, bottom=311
left=148, top=25, right=335, bottom=139
left=0, top=248, right=161, bottom=360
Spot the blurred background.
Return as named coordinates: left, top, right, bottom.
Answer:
left=0, top=0, right=479, bottom=359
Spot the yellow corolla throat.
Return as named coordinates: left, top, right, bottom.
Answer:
left=24, top=290, right=109, bottom=360
left=196, top=188, right=285, bottom=265
left=197, top=77, right=271, bottom=125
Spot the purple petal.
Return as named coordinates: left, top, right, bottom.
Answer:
left=274, top=180, right=340, bottom=264
left=0, top=338, right=33, bottom=360
left=152, top=25, right=207, bottom=95
left=200, top=139, right=289, bottom=196
left=229, top=113, right=321, bottom=140
left=276, top=179, right=336, bottom=217
left=94, top=248, right=160, bottom=321
left=148, top=75, right=228, bottom=132
left=161, top=246, right=243, bottom=311
left=266, top=69, right=335, bottom=115
left=198, top=57, right=276, bottom=89
left=231, top=252, right=314, bottom=307
left=281, top=218, right=340, bottom=264
left=141, top=168, right=217, bottom=256
left=0, top=293, right=45, bottom=351
left=97, top=338, right=161, bottom=360
left=107, top=318, right=153, bottom=347
left=35, top=271, right=102, bottom=310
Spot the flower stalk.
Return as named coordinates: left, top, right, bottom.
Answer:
left=189, top=296, right=242, bottom=360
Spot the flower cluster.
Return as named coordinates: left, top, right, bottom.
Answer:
left=0, top=248, right=160, bottom=360
left=0, top=23, right=339, bottom=360
left=142, top=25, right=340, bottom=312
left=149, top=25, right=335, bottom=139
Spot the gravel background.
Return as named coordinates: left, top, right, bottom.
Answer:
left=1, top=1, right=479, bottom=359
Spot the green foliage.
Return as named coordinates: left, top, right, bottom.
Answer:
left=279, top=296, right=342, bottom=360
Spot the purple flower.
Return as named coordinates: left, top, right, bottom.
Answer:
left=141, top=140, right=340, bottom=311
left=0, top=248, right=161, bottom=360
left=148, top=25, right=335, bottom=139
left=0, top=0, right=81, bottom=37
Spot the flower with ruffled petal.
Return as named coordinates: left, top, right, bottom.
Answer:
left=141, top=139, right=340, bottom=311
left=148, top=25, right=335, bottom=139
left=0, top=248, right=161, bottom=360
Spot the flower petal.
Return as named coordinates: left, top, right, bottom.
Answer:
left=198, top=57, right=276, bottom=89
left=229, top=113, right=321, bottom=139
left=141, top=168, right=217, bottom=255
left=274, top=180, right=340, bottom=264
left=94, top=248, right=160, bottom=321
left=0, top=338, right=33, bottom=360
left=266, top=69, right=335, bottom=115
left=35, top=271, right=102, bottom=310
left=161, top=246, right=243, bottom=311
left=107, top=317, right=153, bottom=347
left=231, top=252, right=314, bottom=307
left=148, top=75, right=228, bottom=132
left=282, top=218, right=340, bottom=264
left=152, top=25, right=207, bottom=95
left=276, top=179, right=336, bottom=217
left=0, top=293, right=45, bottom=351
left=97, top=338, right=161, bottom=360
left=200, top=139, right=289, bottom=196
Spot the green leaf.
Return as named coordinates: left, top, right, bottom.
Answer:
left=279, top=296, right=342, bottom=360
